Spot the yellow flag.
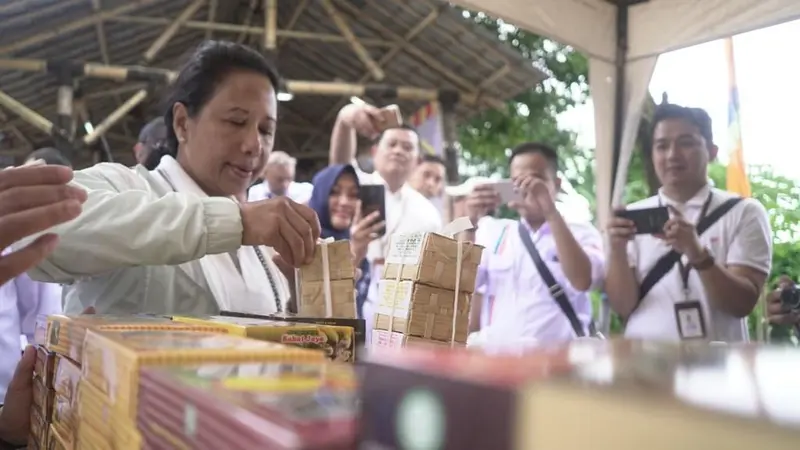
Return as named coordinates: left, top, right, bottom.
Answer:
left=724, top=37, right=751, bottom=198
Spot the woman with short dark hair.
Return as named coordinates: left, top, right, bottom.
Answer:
left=18, top=41, right=320, bottom=316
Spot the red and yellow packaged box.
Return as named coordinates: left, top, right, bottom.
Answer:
left=138, top=362, right=357, bottom=449
left=34, top=345, right=56, bottom=388
left=51, top=355, right=81, bottom=447
left=81, top=330, right=325, bottom=422
left=32, top=377, right=54, bottom=421
left=173, top=315, right=355, bottom=362
left=47, top=424, right=69, bottom=450
left=30, top=404, right=47, bottom=450
left=44, top=314, right=230, bottom=364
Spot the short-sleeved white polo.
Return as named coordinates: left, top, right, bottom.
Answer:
left=624, top=185, right=772, bottom=342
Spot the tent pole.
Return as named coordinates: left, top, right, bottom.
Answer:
left=610, top=0, right=630, bottom=201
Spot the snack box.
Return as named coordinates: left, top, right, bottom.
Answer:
left=81, top=329, right=325, bottom=421
left=173, top=315, right=355, bottom=363
left=44, top=314, right=229, bottom=363
left=219, top=311, right=366, bottom=359
left=359, top=343, right=586, bottom=450
left=48, top=424, right=71, bottom=450
left=138, top=362, right=358, bottom=450
left=32, top=377, right=54, bottom=421
left=77, top=380, right=116, bottom=449
left=51, top=355, right=81, bottom=448
left=34, top=344, right=56, bottom=388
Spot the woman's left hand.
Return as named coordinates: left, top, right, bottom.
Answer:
left=349, top=201, right=384, bottom=264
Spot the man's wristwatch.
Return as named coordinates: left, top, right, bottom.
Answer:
left=691, top=247, right=715, bottom=271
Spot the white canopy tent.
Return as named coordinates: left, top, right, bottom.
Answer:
left=452, top=0, right=800, bottom=225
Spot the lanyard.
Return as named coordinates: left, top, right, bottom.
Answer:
left=659, top=192, right=714, bottom=298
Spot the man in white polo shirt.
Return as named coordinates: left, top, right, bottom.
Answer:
left=605, top=104, right=772, bottom=342
left=328, top=104, right=442, bottom=334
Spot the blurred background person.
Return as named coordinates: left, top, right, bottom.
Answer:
left=134, top=117, right=168, bottom=168
left=248, top=150, right=313, bottom=203
left=408, top=153, right=446, bottom=200
left=307, top=164, right=384, bottom=318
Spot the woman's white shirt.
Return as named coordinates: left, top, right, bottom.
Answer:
left=20, top=159, right=291, bottom=316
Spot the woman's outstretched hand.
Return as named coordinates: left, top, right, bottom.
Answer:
left=241, top=197, right=321, bottom=267
left=349, top=201, right=384, bottom=265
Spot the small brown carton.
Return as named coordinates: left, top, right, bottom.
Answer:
left=298, top=240, right=355, bottom=283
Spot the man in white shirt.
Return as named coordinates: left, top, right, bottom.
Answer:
left=248, top=151, right=313, bottom=203
left=463, top=143, right=604, bottom=346
left=605, top=104, right=772, bottom=342
left=328, top=104, right=442, bottom=336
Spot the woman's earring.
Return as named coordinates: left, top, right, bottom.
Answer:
left=178, top=136, right=185, bottom=143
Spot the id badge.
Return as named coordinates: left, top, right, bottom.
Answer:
left=674, top=301, right=707, bottom=340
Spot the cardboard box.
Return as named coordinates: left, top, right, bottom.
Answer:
left=172, top=315, right=355, bottom=362
left=34, top=345, right=56, bottom=388
left=32, top=377, right=54, bottom=422
left=382, top=231, right=484, bottom=293
left=373, top=280, right=470, bottom=345
left=298, top=240, right=355, bottom=283
left=299, top=279, right=357, bottom=319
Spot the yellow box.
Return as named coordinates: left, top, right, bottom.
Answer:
left=51, top=355, right=81, bottom=448
left=81, top=330, right=324, bottom=421
left=172, top=315, right=355, bottom=362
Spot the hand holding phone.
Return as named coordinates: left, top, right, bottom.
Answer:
left=358, top=184, right=386, bottom=238
left=614, top=206, right=669, bottom=235
left=489, top=180, right=522, bottom=205
left=378, top=105, right=402, bottom=131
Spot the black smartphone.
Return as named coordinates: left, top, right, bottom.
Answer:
left=615, top=206, right=669, bottom=235
left=358, top=184, right=386, bottom=237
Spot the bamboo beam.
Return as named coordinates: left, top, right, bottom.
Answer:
left=89, top=0, right=131, bottom=138
left=300, top=3, right=445, bottom=151
left=84, top=90, right=148, bottom=145
left=321, top=0, right=384, bottom=81
left=264, top=0, right=277, bottom=50
left=205, top=0, right=218, bottom=40
left=0, top=0, right=35, bottom=15
left=334, top=0, right=502, bottom=109
left=237, top=0, right=259, bottom=45
left=479, top=64, right=511, bottom=89
left=0, top=0, right=161, bottom=55
left=283, top=0, right=308, bottom=42
left=143, top=0, right=206, bottom=64
left=0, top=90, right=54, bottom=136
left=0, top=108, right=32, bottom=150
left=107, top=16, right=394, bottom=47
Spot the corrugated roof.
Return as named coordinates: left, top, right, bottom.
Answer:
left=0, top=0, right=546, bottom=169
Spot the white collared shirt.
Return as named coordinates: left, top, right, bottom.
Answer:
left=624, top=185, right=772, bottom=342
left=475, top=217, right=605, bottom=343
left=248, top=181, right=314, bottom=204
left=358, top=170, right=443, bottom=331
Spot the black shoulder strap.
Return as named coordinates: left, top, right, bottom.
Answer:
left=636, top=197, right=744, bottom=304
left=517, top=223, right=586, bottom=338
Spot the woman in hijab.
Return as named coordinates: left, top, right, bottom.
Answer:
left=307, top=164, right=383, bottom=318
left=19, top=40, right=320, bottom=316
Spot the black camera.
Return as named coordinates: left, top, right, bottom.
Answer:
left=780, top=286, right=800, bottom=312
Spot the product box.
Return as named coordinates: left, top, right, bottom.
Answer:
left=47, top=424, right=71, bottom=450
left=373, top=280, right=470, bottom=346
left=298, top=240, right=356, bottom=283
left=299, top=279, right=357, bottom=319
left=30, top=405, right=47, bottom=450
left=51, top=355, right=81, bottom=448
left=219, top=311, right=366, bottom=360
left=138, top=362, right=358, bottom=450
left=44, top=314, right=229, bottom=363
left=382, top=231, right=484, bottom=293
left=172, top=315, right=355, bottom=362
left=32, top=377, right=54, bottom=421
left=81, top=329, right=325, bottom=422
left=34, top=345, right=56, bottom=388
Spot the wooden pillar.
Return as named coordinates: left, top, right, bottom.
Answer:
left=439, top=89, right=460, bottom=224
left=54, top=69, right=75, bottom=158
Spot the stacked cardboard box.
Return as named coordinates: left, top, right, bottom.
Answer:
left=373, top=230, right=484, bottom=349
left=298, top=240, right=357, bottom=318
left=29, top=345, right=55, bottom=450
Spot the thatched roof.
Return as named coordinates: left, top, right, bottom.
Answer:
left=0, top=0, right=546, bottom=170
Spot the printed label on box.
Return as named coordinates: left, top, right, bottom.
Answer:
left=385, top=233, right=425, bottom=265
left=371, top=330, right=406, bottom=349
left=377, top=280, right=413, bottom=317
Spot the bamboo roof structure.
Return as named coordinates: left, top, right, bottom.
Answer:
left=0, top=0, right=546, bottom=170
